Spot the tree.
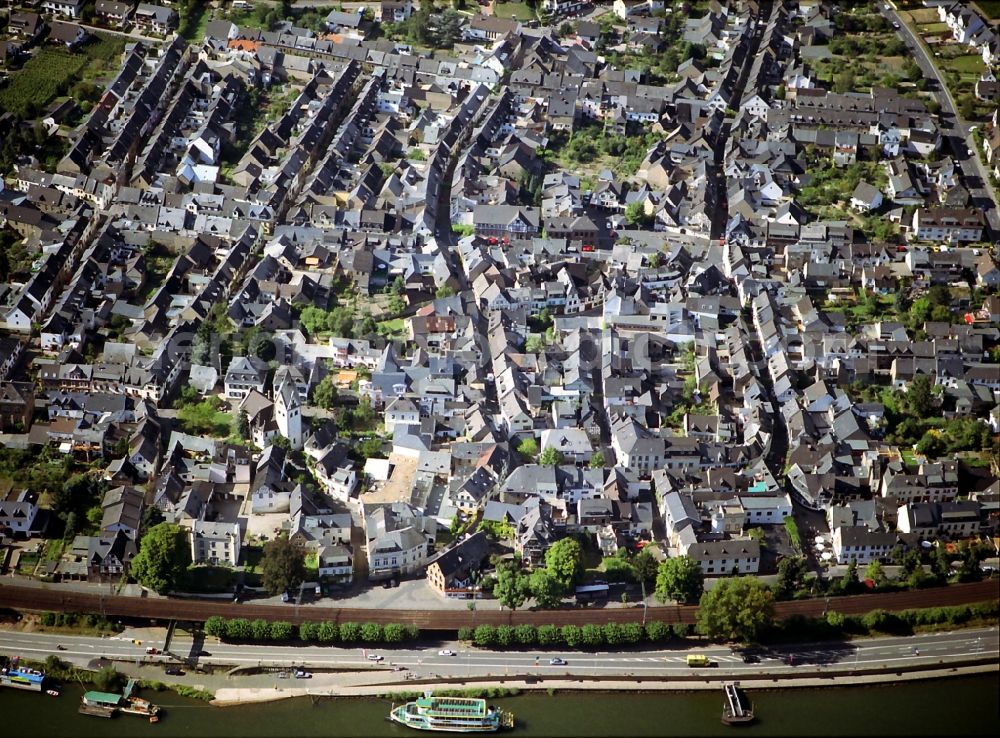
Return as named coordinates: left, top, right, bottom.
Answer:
left=236, top=410, right=250, bottom=440
left=496, top=625, right=515, bottom=647
left=270, top=621, right=294, bottom=641
left=361, top=622, right=383, bottom=642
left=588, top=452, right=605, bottom=469
left=516, top=437, right=539, bottom=460
left=627, top=550, right=654, bottom=586
left=654, top=555, right=704, bottom=604
left=339, top=622, right=361, bottom=642
left=514, top=624, right=537, bottom=645
left=645, top=620, right=670, bottom=642
left=538, top=447, right=563, bottom=466
left=93, top=666, right=125, bottom=694
left=436, top=284, right=456, bottom=298
left=317, top=621, right=339, bottom=642
left=696, top=577, right=775, bottom=644
left=581, top=623, right=604, bottom=647
left=904, top=375, right=934, bottom=418
left=299, top=622, right=319, bottom=642
left=624, top=200, right=648, bottom=226
left=560, top=624, right=582, bottom=648
left=312, top=376, right=338, bottom=409
left=775, top=556, right=808, bottom=599
left=474, top=624, right=497, bottom=646
left=493, top=566, right=530, bottom=610
left=250, top=618, right=270, bottom=641
left=260, top=537, right=306, bottom=596
left=131, top=523, right=192, bottom=594
left=545, top=538, right=584, bottom=590
left=529, top=568, right=565, bottom=609
left=537, top=624, right=560, bottom=645
left=865, top=560, right=886, bottom=588
left=204, top=616, right=226, bottom=638
left=225, top=618, right=252, bottom=640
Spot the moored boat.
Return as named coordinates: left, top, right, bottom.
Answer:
left=0, top=660, right=46, bottom=693
left=722, top=682, right=754, bottom=726
left=389, top=693, right=513, bottom=732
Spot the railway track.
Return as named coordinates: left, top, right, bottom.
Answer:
left=1, top=580, right=996, bottom=630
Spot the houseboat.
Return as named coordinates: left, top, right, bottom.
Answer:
left=389, top=693, right=513, bottom=732
left=81, top=680, right=161, bottom=722
left=721, top=682, right=755, bottom=726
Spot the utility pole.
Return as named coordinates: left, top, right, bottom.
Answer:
left=640, top=578, right=647, bottom=627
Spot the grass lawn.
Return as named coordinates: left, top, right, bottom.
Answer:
left=975, top=1, right=1000, bottom=20
left=376, top=317, right=406, bottom=337
left=15, top=552, right=39, bottom=576
left=916, top=22, right=950, bottom=35
left=492, top=2, right=537, bottom=22
left=41, top=539, right=66, bottom=563
left=906, top=7, right=941, bottom=23
left=178, top=2, right=210, bottom=41
left=941, top=54, right=985, bottom=75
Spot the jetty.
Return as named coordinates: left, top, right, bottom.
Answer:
left=722, top=682, right=754, bottom=725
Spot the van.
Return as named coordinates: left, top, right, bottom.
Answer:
left=686, top=654, right=712, bottom=667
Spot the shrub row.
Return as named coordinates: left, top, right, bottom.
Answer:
left=458, top=621, right=691, bottom=649
left=203, top=616, right=419, bottom=644
left=39, top=611, right=116, bottom=631
left=778, top=601, right=1000, bottom=641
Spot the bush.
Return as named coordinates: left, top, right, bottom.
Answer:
left=671, top=623, right=690, bottom=639
left=496, top=625, right=515, bottom=648
left=514, top=624, right=537, bottom=646
left=473, top=624, right=497, bottom=647
left=602, top=622, right=624, bottom=646
left=621, top=622, right=644, bottom=644
left=404, top=624, right=420, bottom=641
left=645, top=621, right=670, bottom=642
left=40, top=612, right=56, bottom=627
left=340, top=622, right=361, bottom=642
left=581, top=624, right=604, bottom=647
left=93, top=666, right=125, bottom=693
left=458, top=626, right=474, bottom=642
left=384, top=623, right=405, bottom=643
left=560, top=625, right=582, bottom=648
left=204, top=616, right=226, bottom=638
left=250, top=618, right=270, bottom=641
left=317, top=621, right=339, bottom=643
left=361, top=623, right=383, bottom=642
left=299, top=622, right=319, bottom=642
left=537, top=624, right=559, bottom=645
left=270, top=621, right=294, bottom=641
left=225, top=618, right=252, bottom=641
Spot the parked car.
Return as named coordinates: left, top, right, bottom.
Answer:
left=438, top=650, right=455, bottom=656
left=145, top=647, right=160, bottom=655
left=294, top=670, right=312, bottom=679
left=281, top=590, right=290, bottom=603
left=549, top=657, right=567, bottom=666
left=367, top=654, right=384, bottom=662
left=164, top=667, right=184, bottom=676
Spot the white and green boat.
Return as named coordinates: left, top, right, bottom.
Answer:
left=389, top=694, right=513, bottom=733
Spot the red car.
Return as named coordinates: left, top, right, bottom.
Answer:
left=582, top=244, right=595, bottom=252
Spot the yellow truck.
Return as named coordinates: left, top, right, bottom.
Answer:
left=686, top=654, right=713, bottom=667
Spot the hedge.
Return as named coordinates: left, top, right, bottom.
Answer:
left=203, top=616, right=419, bottom=644
left=459, top=622, right=696, bottom=650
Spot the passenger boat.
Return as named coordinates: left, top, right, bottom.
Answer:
left=0, top=662, right=46, bottom=692
left=389, top=693, right=513, bottom=732
left=721, top=682, right=755, bottom=725
left=81, top=681, right=161, bottom=723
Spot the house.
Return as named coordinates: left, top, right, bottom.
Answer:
left=938, top=2, right=986, bottom=45
left=95, top=1, right=135, bottom=27
left=364, top=502, right=434, bottom=581
left=473, top=205, right=541, bottom=241
left=911, top=208, right=984, bottom=243
left=425, top=531, right=491, bottom=597
left=316, top=544, right=353, bottom=583
left=685, top=540, right=761, bottom=576
left=832, top=526, right=896, bottom=565
left=0, top=489, right=39, bottom=538
left=540, top=427, right=594, bottom=463
left=850, top=182, right=883, bottom=212
left=133, top=3, right=178, bottom=34
left=739, top=493, right=793, bottom=526
left=897, top=501, right=981, bottom=540
left=225, top=356, right=269, bottom=399
left=41, top=0, right=84, bottom=19
left=0, top=381, right=34, bottom=432
left=66, top=531, right=136, bottom=580
left=8, top=12, right=45, bottom=41
left=190, top=520, right=242, bottom=567
left=100, top=485, right=144, bottom=540
left=48, top=20, right=88, bottom=49
left=464, top=15, right=521, bottom=42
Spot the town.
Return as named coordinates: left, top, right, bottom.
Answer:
left=0, top=0, right=997, bottom=643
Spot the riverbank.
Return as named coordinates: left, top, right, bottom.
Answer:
left=208, top=660, right=999, bottom=706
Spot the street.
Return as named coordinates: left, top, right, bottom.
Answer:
left=883, top=1, right=1000, bottom=236
left=0, top=626, right=995, bottom=681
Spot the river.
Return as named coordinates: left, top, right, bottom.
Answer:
left=3, top=675, right=997, bottom=737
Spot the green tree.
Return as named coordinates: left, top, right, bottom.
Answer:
left=538, top=447, right=563, bottom=466
left=545, top=538, right=584, bottom=590
left=473, top=624, right=497, bottom=646
left=633, top=549, right=658, bottom=584
left=496, top=625, right=515, bottom=647
left=131, top=523, right=192, bottom=594
left=312, top=376, right=338, bottom=409
left=204, top=616, right=226, bottom=638
left=236, top=410, right=250, bottom=440
left=317, top=621, right=339, bottom=642
left=299, top=622, right=319, bottom=642
left=588, top=452, right=605, bottom=469
left=225, top=618, right=252, bottom=640
left=645, top=620, right=670, bottom=642
left=361, top=622, right=383, bottom=642
left=696, top=577, right=775, bottom=643
left=260, top=538, right=306, bottom=596
left=560, top=624, right=582, bottom=648
left=654, top=556, right=704, bottom=604
left=865, top=560, right=886, bottom=588
left=624, top=200, right=647, bottom=226
left=339, top=622, right=361, bottom=642
left=270, top=621, right=294, bottom=641
left=250, top=618, right=270, bottom=641
left=514, top=624, right=537, bottom=645
left=93, top=666, right=125, bottom=693
left=517, top=437, right=539, bottom=459
left=537, top=624, right=560, bottom=645
left=775, top=556, right=808, bottom=599
left=581, top=623, right=604, bottom=647
left=493, top=565, right=530, bottom=610
left=529, top=568, right=565, bottom=609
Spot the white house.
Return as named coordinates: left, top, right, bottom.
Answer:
left=832, top=526, right=896, bottom=566
left=190, top=520, right=242, bottom=567
left=739, top=493, right=793, bottom=526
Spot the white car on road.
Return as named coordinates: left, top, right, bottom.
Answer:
left=438, top=649, right=456, bottom=656
left=366, top=654, right=384, bottom=662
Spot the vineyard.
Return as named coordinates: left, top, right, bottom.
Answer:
left=0, top=34, right=125, bottom=118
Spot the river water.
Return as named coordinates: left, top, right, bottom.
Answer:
left=3, top=675, right=997, bottom=737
